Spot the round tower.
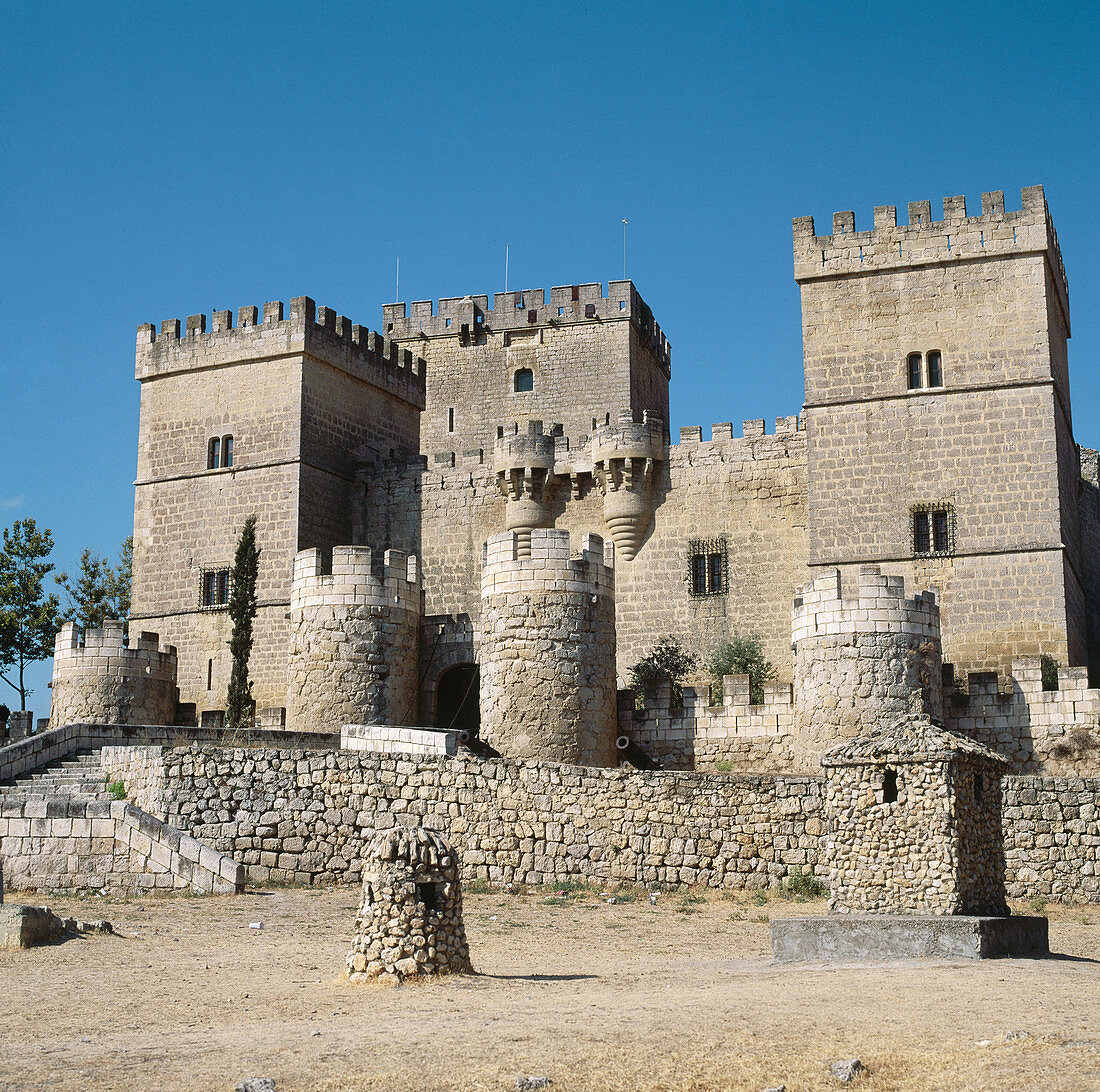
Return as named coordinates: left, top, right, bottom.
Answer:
left=792, top=565, right=943, bottom=748
left=493, top=420, right=559, bottom=556
left=591, top=410, right=665, bottom=561
left=286, top=546, right=421, bottom=733
left=49, top=621, right=179, bottom=728
left=479, top=528, right=617, bottom=766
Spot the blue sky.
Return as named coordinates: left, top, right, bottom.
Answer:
left=3, top=0, right=1099, bottom=713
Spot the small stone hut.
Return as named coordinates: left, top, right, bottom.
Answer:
left=346, top=827, right=472, bottom=982
left=821, top=707, right=1009, bottom=916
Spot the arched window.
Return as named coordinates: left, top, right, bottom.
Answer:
left=207, top=437, right=220, bottom=469
left=906, top=351, right=944, bottom=390
left=222, top=435, right=233, bottom=467
left=926, top=351, right=942, bottom=388
left=514, top=368, right=533, bottom=392
left=907, top=353, right=923, bottom=390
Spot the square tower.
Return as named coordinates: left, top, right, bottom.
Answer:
left=796, top=187, right=1083, bottom=674
left=131, top=299, right=425, bottom=721
left=382, top=280, right=671, bottom=459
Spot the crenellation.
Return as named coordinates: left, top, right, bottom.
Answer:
left=136, top=296, right=426, bottom=408
left=794, top=186, right=1068, bottom=320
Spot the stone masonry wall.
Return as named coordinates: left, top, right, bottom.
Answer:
left=480, top=529, right=617, bottom=766
left=286, top=547, right=421, bottom=733
left=49, top=622, right=178, bottom=729
left=83, top=742, right=1100, bottom=902
left=0, top=796, right=244, bottom=894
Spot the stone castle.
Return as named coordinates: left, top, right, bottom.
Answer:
left=46, top=184, right=1100, bottom=779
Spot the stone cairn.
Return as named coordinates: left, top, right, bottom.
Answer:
left=346, top=826, right=472, bottom=982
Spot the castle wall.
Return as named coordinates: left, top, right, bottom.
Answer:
left=798, top=189, right=1080, bottom=674
left=384, top=282, right=670, bottom=456
left=479, top=529, right=616, bottom=765
left=78, top=743, right=1100, bottom=903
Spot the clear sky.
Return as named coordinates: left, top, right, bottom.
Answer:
left=3, top=0, right=1099, bottom=714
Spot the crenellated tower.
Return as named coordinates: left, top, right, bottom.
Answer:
left=479, top=528, right=617, bottom=766
left=131, top=297, right=425, bottom=723
left=591, top=410, right=665, bottom=561
left=796, top=186, right=1086, bottom=676
left=286, top=546, right=422, bottom=733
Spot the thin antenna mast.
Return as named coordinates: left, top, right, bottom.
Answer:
left=505, top=244, right=509, bottom=294
left=395, top=257, right=400, bottom=304
left=622, top=220, right=628, bottom=280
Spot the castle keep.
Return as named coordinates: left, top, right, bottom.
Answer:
left=58, top=185, right=1100, bottom=780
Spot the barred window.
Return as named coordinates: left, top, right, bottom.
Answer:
left=200, top=567, right=230, bottom=608
left=912, top=504, right=954, bottom=556
left=688, top=538, right=727, bottom=597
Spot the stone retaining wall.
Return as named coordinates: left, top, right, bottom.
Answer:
left=0, top=796, right=245, bottom=894
left=121, top=745, right=824, bottom=889
left=95, top=745, right=1100, bottom=903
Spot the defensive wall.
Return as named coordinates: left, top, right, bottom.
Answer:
left=89, top=743, right=1099, bottom=903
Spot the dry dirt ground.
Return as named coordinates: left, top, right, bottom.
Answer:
left=1, top=884, right=1098, bottom=1092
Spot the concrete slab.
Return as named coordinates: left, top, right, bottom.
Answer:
left=771, top=914, right=1049, bottom=962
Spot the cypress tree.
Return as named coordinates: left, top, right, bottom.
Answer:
left=224, top=515, right=260, bottom=731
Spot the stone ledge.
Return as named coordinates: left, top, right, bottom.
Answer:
left=771, top=914, right=1049, bottom=962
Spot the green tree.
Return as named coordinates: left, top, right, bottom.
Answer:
left=628, top=635, right=698, bottom=710
left=0, top=519, right=61, bottom=710
left=709, top=634, right=778, bottom=705
left=224, top=515, right=260, bottom=731
left=56, top=536, right=133, bottom=631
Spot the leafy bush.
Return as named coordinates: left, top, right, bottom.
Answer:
left=1040, top=654, right=1059, bottom=692
left=709, top=634, right=778, bottom=704
left=629, top=635, right=698, bottom=709
left=780, top=866, right=828, bottom=901
left=107, top=780, right=126, bottom=801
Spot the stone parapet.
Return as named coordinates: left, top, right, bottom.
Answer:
left=793, top=186, right=1068, bottom=326
left=136, top=296, right=426, bottom=409
left=383, top=281, right=670, bottom=374
left=49, top=621, right=179, bottom=729
left=0, top=795, right=244, bottom=895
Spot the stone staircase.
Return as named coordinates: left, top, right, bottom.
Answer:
left=0, top=749, right=111, bottom=802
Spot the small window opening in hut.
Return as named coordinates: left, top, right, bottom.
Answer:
left=882, top=768, right=899, bottom=803
left=417, top=882, right=440, bottom=912
left=974, top=771, right=984, bottom=804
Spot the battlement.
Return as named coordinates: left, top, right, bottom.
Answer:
left=675, top=415, right=803, bottom=448
left=54, top=620, right=177, bottom=661
left=136, top=296, right=426, bottom=409
left=290, top=545, right=421, bottom=614
left=481, top=528, right=614, bottom=596
left=791, top=565, right=940, bottom=645
left=493, top=419, right=564, bottom=468
left=794, top=186, right=1068, bottom=323
left=591, top=409, right=666, bottom=461
left=382, top=280, right=671, bottom=372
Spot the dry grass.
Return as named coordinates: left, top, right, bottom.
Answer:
left=1, top=885, right=1097, bottom=1092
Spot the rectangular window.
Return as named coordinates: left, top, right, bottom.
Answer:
left=222, top=435, right=233, bottom=467
left=907, top=353, right=922, bottom=390
left=912, top=505, right=954, bottom=556
left=200, top=567, right=231, bottom=608
left=448, top=408, right=455, bottom=433
left=207, top=437, right=220, bottom=469
left=688, top=538, right=728, bottom=597
left=926, top=350, right=942, bottom=387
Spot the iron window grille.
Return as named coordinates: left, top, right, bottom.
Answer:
left=911, top=503, right=955, bottom=557
left=688, top=537, right=728, bottom=597
left=199, top=567, right=231, bottom=609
